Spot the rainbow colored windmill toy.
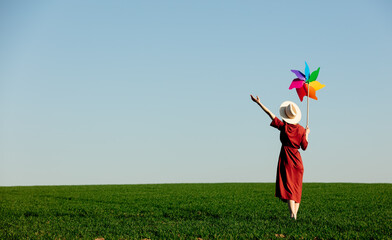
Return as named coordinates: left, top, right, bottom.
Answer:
left=289, top=62, right=325, bottom=101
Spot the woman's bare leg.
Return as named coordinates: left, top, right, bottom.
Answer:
left=295, top=202, right=300, bottom=218
left=288, top=200, right=296, bottom=219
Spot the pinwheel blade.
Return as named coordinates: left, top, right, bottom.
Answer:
left=309, top=80, right=325, bottom=91
left=296, top=86, right=306, bottom=102
left=291, top=70, right=306, bottom=81
left=305, top=61, right=310, bottom=80
left=289, top=78, right=305, bottom=89
left=296, top=84, right=318, bottom=101
left=305, top=83, right=318, bottom=100
left=307, top=67, right=320, bottom=83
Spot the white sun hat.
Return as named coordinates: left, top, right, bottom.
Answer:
left=279, top=101, right=302, bottom=124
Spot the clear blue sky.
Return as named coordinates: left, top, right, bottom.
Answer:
left=1, top=1, right=391, bottom=186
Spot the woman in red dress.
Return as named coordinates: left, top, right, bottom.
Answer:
left=251, top=95, right=310, bottom=220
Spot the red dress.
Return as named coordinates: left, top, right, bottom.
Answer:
left=270, top=117, right=308, bottom=203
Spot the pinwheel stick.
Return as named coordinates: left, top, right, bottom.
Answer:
left=307, top=83, right=310, bottom=128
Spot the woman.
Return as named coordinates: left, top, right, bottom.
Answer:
left=250, top=94, right=310, bottom=220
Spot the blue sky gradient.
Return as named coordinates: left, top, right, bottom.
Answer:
left=1, top=1, right=391, bottom=186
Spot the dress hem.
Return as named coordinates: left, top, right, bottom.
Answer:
left=276, top=196, right=301, bottom=204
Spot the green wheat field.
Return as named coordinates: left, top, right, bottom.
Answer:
left=1, top=183, right=391, bottom=239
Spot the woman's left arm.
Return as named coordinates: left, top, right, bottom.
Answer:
left=250, top=95, right=276, bottom=120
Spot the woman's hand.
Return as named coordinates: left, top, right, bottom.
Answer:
left=250, top=94, right=275, bottom=120
left=305, top=126, right=310, bottom=141
left=250, top=94, right=261, bottom=104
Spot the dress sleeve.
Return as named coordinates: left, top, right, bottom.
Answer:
left=270, top=117, right=284, bottom=130
left=300, top=131, right=308, bottom=150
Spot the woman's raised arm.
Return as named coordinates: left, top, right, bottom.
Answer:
left=250, top=94, right=276, bottom=120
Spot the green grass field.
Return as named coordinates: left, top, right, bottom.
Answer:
left=1, top=183, right=391, bottom=239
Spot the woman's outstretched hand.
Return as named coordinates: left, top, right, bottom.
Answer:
left=250, top=94, right=261, bottom=104
left=250, top=94, right=276, bottom=120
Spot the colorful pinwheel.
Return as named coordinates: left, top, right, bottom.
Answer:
left=289, top=62, right=325, bottom=101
